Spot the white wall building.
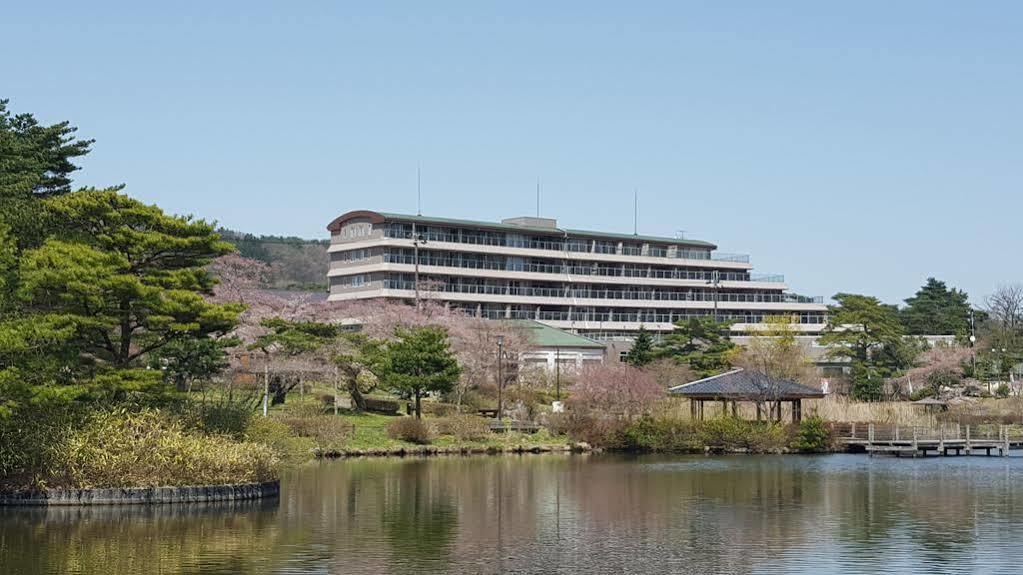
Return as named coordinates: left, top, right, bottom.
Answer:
left=326, top=210, right=828, bottom=339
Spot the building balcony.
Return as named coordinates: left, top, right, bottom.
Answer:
left=381, top=279, right=822, bottom=305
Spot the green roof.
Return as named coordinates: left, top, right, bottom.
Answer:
left=505, top=320, right=607, bottom=349
left=378, top=212, right=716, bottom=249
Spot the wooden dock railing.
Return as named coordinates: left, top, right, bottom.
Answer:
left=834, top=423, right=1022, bottom=457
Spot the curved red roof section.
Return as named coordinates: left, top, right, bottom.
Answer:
left=326, top=210, right=386, bottom=232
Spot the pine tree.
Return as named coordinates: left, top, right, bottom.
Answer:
left=900, top=278, right=972, bottom=336
left=625, top=326, right=656, bottom=367
left=377, top=326, right=461, bottom=419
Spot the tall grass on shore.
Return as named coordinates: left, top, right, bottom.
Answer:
left=1, top=407, right=279, bottom=491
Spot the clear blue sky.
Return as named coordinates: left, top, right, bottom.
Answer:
left=5, top=1, right=1021, bottom=305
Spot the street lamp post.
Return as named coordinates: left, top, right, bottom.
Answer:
left=496, top=335, right=505, bottom=420
left=970, top=310, right=977, bottom=377
left=555, top=347, right=561, bottom=401
left=707, top=269, right=720, bottom=322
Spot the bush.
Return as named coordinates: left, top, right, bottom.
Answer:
left=0, top=403, right=88, bottom=490
left=698, top=417, right=787, bottom=453
left=44, top=409, right=278, bottom=489
left=177, top=401, right=253, bottom=439
left=364, top=398, right=400, bottom=414
left=790, top=416, right=833, bottom=453
left=274, top=415, right=354, bottom=450
left=621, top=417, right=702, bottom=452
left=996, top=383, right=1011, bottom=398
left=547, top=412, right=628, bottom=448
left=434, top=415, right=491, bottom=441
left=387, top=417, right=433, bottom=444
left=909, top=388, right=933, bottom=401
left=245, top=416, right=315, bottom=462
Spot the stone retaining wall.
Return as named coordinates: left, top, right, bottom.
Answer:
left=0, top=481, right=280, bottom=506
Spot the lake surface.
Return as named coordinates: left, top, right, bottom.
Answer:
left=3, top=453, right=1023, bottom=574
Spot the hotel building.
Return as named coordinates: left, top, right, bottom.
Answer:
left=326, top=210, right=827, bottom=339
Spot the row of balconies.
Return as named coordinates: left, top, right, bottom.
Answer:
left=381, top=278, right=822, bottom=304
left=378, top=225, right=751, bottom=263
left=376, top=251, right=780, bottom=283
left=453, top=306, right=827, bottom=325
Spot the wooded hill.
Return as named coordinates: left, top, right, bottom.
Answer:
left=218, top=229, right=328, bottom=291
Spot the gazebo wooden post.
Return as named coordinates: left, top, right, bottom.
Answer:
left=756, top=403, right=762, bottom=421
left=774, top=400, right=782, bottom=423
left=699, top=400, right=705, bottom=420
left=792, top=399, right=802, bottom=423
left=731, top=401, right=738, bottom=417
left=721, top=398, right=727, bottom=418
left=690, top=398, right=697, bottom=419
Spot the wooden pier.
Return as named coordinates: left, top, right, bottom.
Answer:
left=834, top=423, right=1023, bottom=457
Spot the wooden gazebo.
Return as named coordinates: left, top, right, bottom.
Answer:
left=669, top=369, right=825, bottom=423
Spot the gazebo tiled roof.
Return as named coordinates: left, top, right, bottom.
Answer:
left=669, top=369, right=825, bottom=401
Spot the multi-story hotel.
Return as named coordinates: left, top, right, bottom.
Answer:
left=326, top=210, right=828, bottom=339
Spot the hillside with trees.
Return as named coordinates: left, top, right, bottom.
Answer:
left=218, top=229, right=328, bottom=291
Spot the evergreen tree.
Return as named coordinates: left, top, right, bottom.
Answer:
left=0, top=99, right=94, bottom=249
left=625, top=326, right=656, bottom=367
left=900, top=278, right=972, bottom=336
left=12, top=189, right=241, bottom=392
left=820, top=293, right=916, bottom=401
left=654, top=317, right=737, bottom=377
left=377, top=326, right=461, bottom=419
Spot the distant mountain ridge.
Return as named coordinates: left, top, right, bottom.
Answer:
left=218, top=229, right=328, bottom=291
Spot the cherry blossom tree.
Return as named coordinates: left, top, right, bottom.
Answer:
left=569, top=362, right=663, bottom=420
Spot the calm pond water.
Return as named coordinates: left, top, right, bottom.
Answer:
left=3, top=453, right=1023, bottom=574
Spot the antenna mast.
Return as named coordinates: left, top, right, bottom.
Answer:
left=536, top=177, right=541, bottom=218
left=633, top=189, right=638, bottom=235
left=417, top=167, right=422, bottom=216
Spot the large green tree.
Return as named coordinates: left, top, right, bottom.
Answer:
left=13, top=189, right=241, bottom=377
left=820, top=293, right=916, bottom=401
left=654, top=317, right=737, bottom=377
left=900, top=278, right=973, bottom=336
left=377, top=326, right=461, bottom=419
left=0, top=99, right=94, bottom=249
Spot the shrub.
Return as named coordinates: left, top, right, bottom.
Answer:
left=434, top=415, right=491, bottom=441
left=275, top=415, right=354, bottom=450
left=245, top=417, right=315, bottom=462
left=909, top=388, right=933, bottom=402
left=177, top=401, right=253, bottom=439
left=547, top=412, right=628, bottom=448
left=364, top=398, right=400, bottom=414
left=698, top=417, right=787, bottom=453
left=0, top=403, right=87, bottom=490
left=790, top=416, right=833, bottom=453
left=387, top=417, right=433, bottom=444
left=621, top=417, right=702, bottom=452
left=49, top=409, right=278, bottom=489
left=996, top=383, right=1011, bottom=398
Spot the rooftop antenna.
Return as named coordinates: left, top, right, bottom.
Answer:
left=536, top=177, right=541, bottom=218
left=416, top=166, right=422, bottom=216
left=675, top=229, right=687, bottom=240
left=633, top=188, right=638, bottom=235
